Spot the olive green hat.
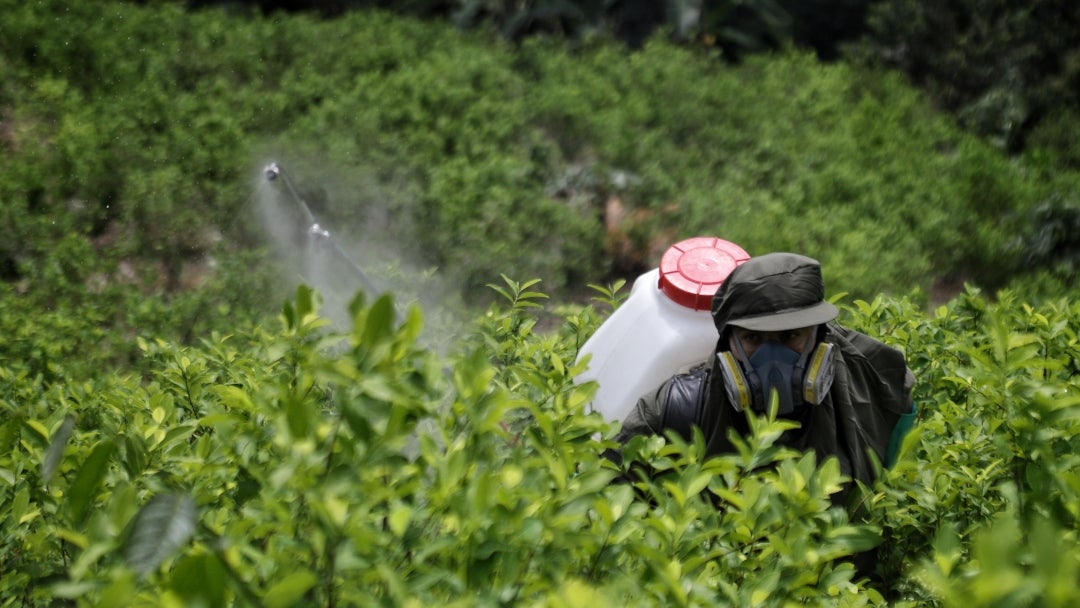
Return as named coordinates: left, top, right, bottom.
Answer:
left=711, top=252, right=838, bottom=333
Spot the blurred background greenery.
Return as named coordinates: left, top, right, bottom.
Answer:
left=2, top=0, right=1078, bottom=376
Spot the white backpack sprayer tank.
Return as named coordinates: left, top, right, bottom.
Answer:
left=575, top=237, right=750, bottom=423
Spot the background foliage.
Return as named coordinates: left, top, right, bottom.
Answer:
left=3, top=0, right=1078, bottom=324
left=182, top=0, right=1080, bottom=153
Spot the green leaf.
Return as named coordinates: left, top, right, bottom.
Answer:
left=66, top=439, right=117, bottom=524
left=41, top=414, right=76, bottom=484
left=0, top=417, right=21, bottom=454
left=388, top=503, right=412, bottom=538
left=96, top=570, right=136, bottom=606
left=124, top=492, right=197, bottom=579
left=264, top=570, right=318, bottom=608
left=929, top=522, right=963, bottom=577
left=281, top=299, right=297, bottom=332
left=211, top=384, right=254, bottom=412
left=170, top=552, right=227, bottom=608
left=359, top=293, right=396, bottom=345
left=824, top=525, right=883, bottom=555
left=295, top=284, right=316, bottom=321
left=120, top=434, right=149, bottom=479
left=48, top=580, right=98, bottom=599
left=341, top=401, right=374, bottom=443
left=11, top=486, right=30, bottom=523
left=285, top=395, right=313, bottom=439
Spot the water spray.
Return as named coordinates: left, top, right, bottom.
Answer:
left=262, top=161, right=384, bottom=302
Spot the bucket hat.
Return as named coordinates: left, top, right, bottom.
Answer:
left=711, top=252, right=838, bottom=333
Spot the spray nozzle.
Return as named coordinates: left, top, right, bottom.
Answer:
left=263, top=162, right=281, bottom=182
left=308, top=223, right=330, bottom=240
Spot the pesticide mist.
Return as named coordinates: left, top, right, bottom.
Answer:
left=251, top=160, right=471, bottom=352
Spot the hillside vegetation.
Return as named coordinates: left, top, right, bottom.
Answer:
left=2, top=1, right=1080, bottom=605
left=3, top=2, right=1077, bottom=322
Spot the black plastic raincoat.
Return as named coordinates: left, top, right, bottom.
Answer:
left=615, top=321, right=916, bottom=487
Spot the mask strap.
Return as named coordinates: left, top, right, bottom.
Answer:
left=730, top=329, right=752, bottom=363
left=793, top=325, right=818, bottom=379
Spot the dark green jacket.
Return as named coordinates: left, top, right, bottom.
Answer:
left=614, top=322, right=916, bottom=486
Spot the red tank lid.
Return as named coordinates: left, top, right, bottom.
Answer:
left=658, top=237, right=750, bottom=310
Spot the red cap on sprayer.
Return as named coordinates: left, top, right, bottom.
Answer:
left=658, top=237, right=750, bottom=310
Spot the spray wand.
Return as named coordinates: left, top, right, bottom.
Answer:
left=262, top=162, right=384, bottom=300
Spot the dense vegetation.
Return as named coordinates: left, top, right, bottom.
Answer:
left=3, top=0, right=1078, bottom=318
left=189, top=0, right=1080, bottom=155
left=2, top=0, right=1079, bottom=605
left=2, top=283, right=1079, bottom=605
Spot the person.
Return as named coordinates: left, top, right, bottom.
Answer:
left=613, top=252, right=917, bottom=489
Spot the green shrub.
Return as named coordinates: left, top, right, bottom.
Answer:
left=842, top=289, right=1080, bottom=604
left=853, top=0, right=1080, bottom=154
left=5, top=0, right=1079, bottom=316
left=4, top=278, right=1080, bottom=605
left=6, top=284, right=857, bottom=604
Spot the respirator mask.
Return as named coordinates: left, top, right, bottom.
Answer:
left=716, top=326, right=835, bottom=416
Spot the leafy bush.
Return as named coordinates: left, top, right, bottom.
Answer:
left=853, top=0, right=1080, bottom=153
left=3, top=278, right=1080, bottom=605
left=842, top=289, right=1080, bottom=605
left=6, top=0, right=1077, bottom=320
